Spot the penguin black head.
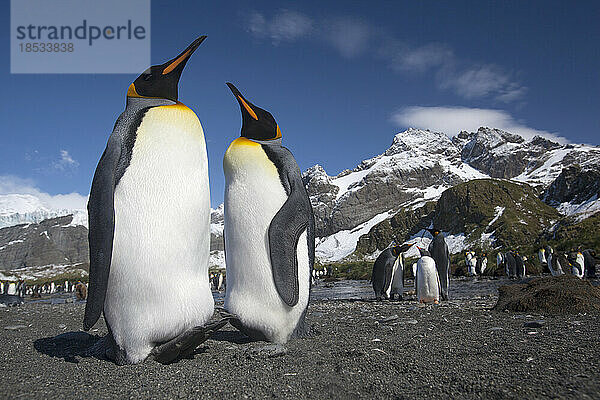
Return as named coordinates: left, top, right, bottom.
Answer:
left=226, top=82, right=282, bottom=141
left=394, top=243, right=414, bottom=254
left=417, top=247, right=431, bottom=257
left=127, top=36, right=206, bottom=101
left=426, top=228, right=441, bottom=237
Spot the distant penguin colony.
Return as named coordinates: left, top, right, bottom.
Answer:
left=82, top=36, right=228, bottom=365
left=222, top=83, right=315, bottom=344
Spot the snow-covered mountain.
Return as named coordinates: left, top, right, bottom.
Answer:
left=303, top=127, right=600, bottom=261
left=0, top=193, right=87, bottom=229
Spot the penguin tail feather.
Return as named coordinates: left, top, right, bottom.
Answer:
left=151, top=319, right=230, bottom=364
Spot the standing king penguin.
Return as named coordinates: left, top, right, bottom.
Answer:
left=222, top=83, right=315, bottom=343
left=427, top=228, right=450, bottom=300
left=83, top=36, right=224, bottom=365
left=415, top=248, right=441, bottom=304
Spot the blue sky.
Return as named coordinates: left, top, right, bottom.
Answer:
left=1, top=0, right=599, bottom=208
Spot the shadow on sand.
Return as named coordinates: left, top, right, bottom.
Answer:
left=34, top=331, right=103, bottom=364
left=209, top=329, right=255, bottom=345
left=33, top=328, right=257, bottom=365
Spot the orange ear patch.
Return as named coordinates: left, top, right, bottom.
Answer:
left=127, top=83, right=141, bottom=97
left=238, top=96, right=258, bottom=120
left=162, top=48, right=192, bottom=75
left=275, top=125, right=282, bottom=139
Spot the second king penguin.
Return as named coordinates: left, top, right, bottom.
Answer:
left=222, top=83, right=315, bottom=343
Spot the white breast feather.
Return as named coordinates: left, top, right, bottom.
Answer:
left=104, top=105, right=213, bottom=363
left=416, top=256, right=440, bottom=303
left=223, top=141, right=310, bottom=343
left=389, top=257, right=403, bottom=295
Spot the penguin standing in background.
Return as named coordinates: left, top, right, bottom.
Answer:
left=84, top=36, right=225, bottom=365
left=545, top=245, right=564, bottom=276
left=480, top=253, right=488, bottom=275
left=496, top=252, right=505, bottom=274
left=568, top=251, right=585, bottom=278
left=465, top=252, right=476, bottom=276
left=538, top=248, right=548, bottom=269
left=427, top=228, right=450, bottom=300
left=582, top=249, right=597, bottom=278
left=514, top=252, right=526, bottom=278
left=504, top=251, right=517, bottom=278
left=222, top=83, right=315, bottom=344
left=7, top=282, right=16, bottom=295
left=371, top=243, right=413, bottom=301
left=415, top=247, right=441, bottom=304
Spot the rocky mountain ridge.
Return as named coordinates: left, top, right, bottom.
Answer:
left=304, top=127, right=600, bottom=261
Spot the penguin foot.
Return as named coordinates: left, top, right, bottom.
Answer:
left=151, top=319, right=229, bottom=364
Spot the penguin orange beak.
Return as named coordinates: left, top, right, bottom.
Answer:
left=226, top=82, right=259, bottom=120
left=162, top=35, right=206, bottom=76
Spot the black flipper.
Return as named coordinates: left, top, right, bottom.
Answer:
left=263, top=144, right=314, bottom=308
left=83, top=134, right=122, bottom=331
left=151, top=319, right=229, bottom=364
left=383, top=258, right=394, bottom=294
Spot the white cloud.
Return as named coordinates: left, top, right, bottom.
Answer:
left=325, top=17, right=371, bottom=58
left=437, top=64, right=526, bottom=102
left=390, top=106, right=566, bottom=142
left=247, top=11, right=370, bottom=58
left=247, top=10, right=313, bottom=44
left=391, top=43, right=453, bottom=73
left=247, top=10, right=526, bottom=102
left=0, top=175, right=88, bottom=210
left=53, top=150, right=79, bottom=171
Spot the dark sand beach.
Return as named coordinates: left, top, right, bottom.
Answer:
left=1, top=278, right=599, bottom=399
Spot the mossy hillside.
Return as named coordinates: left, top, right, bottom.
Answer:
left=549, top=212, right=600, bottom=253
left=355, top=202, right=436, bottom=255
left=433, top=179, right=560, bottom=250
left=355, top=179, right=561, bottom=260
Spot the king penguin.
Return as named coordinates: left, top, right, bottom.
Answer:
left=371, top=243, right=413, bottom=301
left=427, top=228, right=450, bottom=300
left=222, top=83, right=315, bottom=343
left=504, top=251, right=517, bottom=278
left=83, top=36, right=225, bottom=365
left=545, top=245, right=564, bottom=276
left=582, top=249, right=597, bottom=278
left=415, top=247, right=441, bottom=304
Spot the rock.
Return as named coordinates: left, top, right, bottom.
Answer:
left=494, top=275, right=600, bottom=314
left=543, top=165, right=600, bottom=206
left=523, top=320, right=545, bottom=328
left=0, top=294, right=24, bottom=306
left=377, top=315, right=399, bottom=324
left=4, top=324, right=27, bottom=330
left=0, top=215, right=89, bottom=270
left=246, top=344, right=287, bottom=358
